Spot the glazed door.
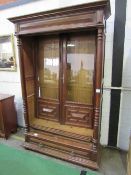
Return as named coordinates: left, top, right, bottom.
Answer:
left=37, top=37, right=60, bottom=122
left=37, top=33, right=96, bottom=128
left=63, top=33, right=96, bottom=128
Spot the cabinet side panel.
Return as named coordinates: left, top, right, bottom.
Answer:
left=21, top=37, right=36, bottom=125
left=1, top=97, right=17, bottom=138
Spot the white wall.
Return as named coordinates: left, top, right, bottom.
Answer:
left=100, top=0, right=115, bottom=145
left=117, top=0, right=131, bottom=150
left=0, top=17, right=24, bottom=126
left=0, top=0, right=103, bottom=19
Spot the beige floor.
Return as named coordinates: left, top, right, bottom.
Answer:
left=0, top=128, right=127, bottom=175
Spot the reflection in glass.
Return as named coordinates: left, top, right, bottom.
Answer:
left=38, top=38, right=59, bottom=99
left=67, top=34, right=95, bottom=104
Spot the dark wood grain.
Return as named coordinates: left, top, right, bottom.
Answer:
left=9, top=1, right=110, bottom=36
left=9, top=1, right=110, bottom=169
left=0, top=94, right=17, bottom=139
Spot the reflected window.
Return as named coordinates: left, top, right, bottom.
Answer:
left=66, top=34, right=95, bottom=104
left=38, top=38, right=59, bottom=99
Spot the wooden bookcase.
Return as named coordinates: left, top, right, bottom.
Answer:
left=9, top=0, right=110, bottom=169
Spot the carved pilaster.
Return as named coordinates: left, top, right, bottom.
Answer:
left=17, top=36, right=22, bottom=47
left=92, top=107, right=99, bottom=149
left=23, top=99, right=29, bottom=138
left=96, top=10, right=104, bottom=24
left=17, top=36, right=30, bottom=141
left=15, top=24, right=20, bottom=35
left=91, top=27, right=104, bottom=161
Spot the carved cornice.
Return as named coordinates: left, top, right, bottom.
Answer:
left=8, top=1, right=110, bottom=35
left=97, top=28, right=103, bottom=40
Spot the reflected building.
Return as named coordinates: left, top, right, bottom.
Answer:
left=67, top=60, right=93, bottom=104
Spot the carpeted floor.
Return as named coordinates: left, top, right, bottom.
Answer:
left=0, top=143, right=100, bottom=175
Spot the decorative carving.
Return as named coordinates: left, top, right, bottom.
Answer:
left=19, top=13, right=95, bottom=34
left=96, top=10, right=104, bottom=24
left=94, top=107, right=99, bottom=127
left=9, top=1, right=110, bottom=170
left=92, top=106, right=99, bottom=150
left=42, top=108, right=53, bottom=113
left=97, top=28, right=103, bottom=41
left=23, top=99, right=29, bottom=136
left=65, top=105, right=93, bottom=128
left=38, top=100, right=59, bottom=121
left=17, top=36, right=22, bottom=47
left=92, top=27, right=104, bottom=153
left=15, top=24, right=20, bottom=35
left=23, top=142, right=98, bottom=169
left=30, top=124, right=92, bottom=142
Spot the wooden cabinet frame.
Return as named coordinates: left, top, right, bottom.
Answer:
left=35, top=33, right=96, bottom=127
left=9, top=0, right=110, bottom=169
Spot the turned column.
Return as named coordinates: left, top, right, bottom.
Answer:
left=17, top=36, right=30, bottom=141
left=92, top=27, right=104, bottom=161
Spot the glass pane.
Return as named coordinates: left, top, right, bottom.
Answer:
left=67, top=34, right=95, bottom=104
left=0, top=35, right=16, bottom=70
left=38, top=37, right=59, bottom=99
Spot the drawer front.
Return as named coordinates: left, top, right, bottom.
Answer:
left=64, top=104, right=93, bottom=128
left=38, top=99, right=59, bottom=121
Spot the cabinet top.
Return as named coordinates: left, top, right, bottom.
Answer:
left=8, top=0, right=110, bottom=36
left=0, top=94, right=14, bottom=101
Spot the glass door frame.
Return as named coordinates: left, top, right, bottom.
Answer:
left=35, top=31, right=96, bottom=128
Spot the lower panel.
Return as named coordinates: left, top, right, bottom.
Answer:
left=64, top=103, right=93, bottom=128
left=38, top=99, right=60, bottom=122
left=23, top=129, right=99, bottom=170
left=23, top=142, right=98, bottom=170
